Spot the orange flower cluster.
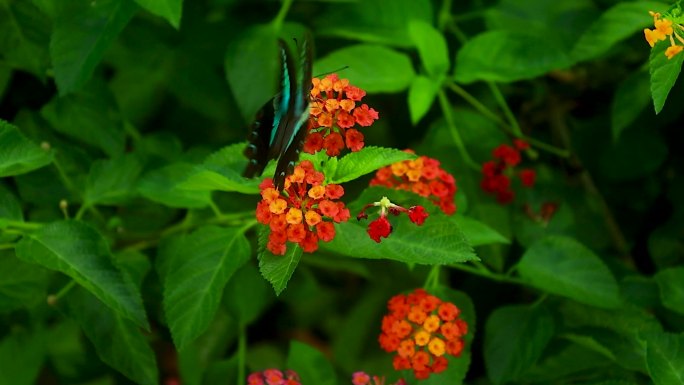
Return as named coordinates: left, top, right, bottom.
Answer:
left=645, top=11, right=684, bottom=59
left=306, top=74, right=379, bottom=156
left=369, top=151, right=457, bottom=215
left=379, top=289, right=468, bottom=380
left=256, top=160, right=350, bottom=255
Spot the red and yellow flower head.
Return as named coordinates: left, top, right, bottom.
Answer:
left=257, top=160, right=350, bottom=255
left=306, top=74, right=379, bottom=156
left=379, top=289, right=468, bottom=380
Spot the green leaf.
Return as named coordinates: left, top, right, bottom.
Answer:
left=60, top=286, right=158, bottom=385
left=409, top=20, right=450, bottom=77
left=611, top=69, right=650, bottom=142
left=0, top=184, right=22, bottom=222
left=485, top=305, right=554, bottom=384
left=454, top=31, right=570, bottom=84
left=286, top=341, right=336, bottom=385
left=50, top=0, right=139, bottom=94
left=649, top=36, right=684, bottom=114
left=0, top=119, right=53, bottom=177
left=40, top=83, right=126, bottom=156
left=453, top=215, right=510, bottom=247
left=138, top=163, right=212, bottom=208
left=646, top=332, right=684, bottom=385
left=178, top=143, right=260, bottom=194
left=0, top=0, right=50, bottom=79
left=314, top=0, right=432, bottom=48
left=15, top=220, right=149, bottom=329
left=134, top=0, right=182, bottom=28
left=518, top=236, right=622, bottom=308
left=225, top=25, right=278, bottom=123
left=322, top=215, right=477, bottom=265
left=0, top=328, right=45, bottom=385
left=257, top=226, right=302, bottom=296
left=159, top=226, right=250, bottom=350
left=571, top=2, right=667, bottom=62
left=654, top=267, right=684, bottom=315
left=0, top=251, right=48, bottom=313
left=223, top=263, right=273, bottom=326
left=314, top=44, right=415, bottom=93
left=84, top=154, right=143, bottom=207
left=330, top=146, right=415, bottom=184
left=408, top=75, right=440, bottom=124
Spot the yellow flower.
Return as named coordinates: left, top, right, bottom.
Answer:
left=665, top=44, right=683, bottom=59
left=655, top=18, right=674, bottom=36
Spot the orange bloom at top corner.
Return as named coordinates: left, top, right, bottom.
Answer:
left=306, top=74, right=379, bottom=157
left=644, top=10, right=684, bottom=59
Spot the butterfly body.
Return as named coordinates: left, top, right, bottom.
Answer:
left=243, top=34, right=313, bottom=190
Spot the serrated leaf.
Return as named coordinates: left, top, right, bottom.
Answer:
left=571, top=2, right=667, bottom=62
left=654, top=267, right=684, bottom=315
left=0, top=251, right=48, bottom=313
left=649, top=37, right=684, bottom=114
left=286, top=341, right=336, bottom=385
left=330, top=146, right=415, bottom=184
left=611, top=69, right=650, bottom=142
left=50, top=0, right=138, bottom=94
left=485, top=305, right=554, bottom=384
left=225, top=25, right=278, bottom=122
left=409, top=20, right=450, bottom=77
left=84, top=154, right=143, bottom=207
left=453, top=215, right=509, bottom=247
left=159, top=226, right=250, bottom=350
left=454, top=31, right=570, bottom=84
left=518, top=236, right=622, bottom=308
left=322, top=215, right=477, bottom=265
left=0, top=0, right=50, bottom=79
left=178, top=142, right=260, bottom=194
left=257, top=226, right=302, bottom=296
left=138, top=163, right=211, bottom=208
left=0, top=328, right=45, bottom=385
left=646, top=332, right=684, bottom=385
left=0, top=119, right=53, bottom=177
left=314, top=44, right=415, bottom=93
left=408, top=75, right=440, bottom=124
left=15, top=220, right=149, bottom=329
left=60, top=286, right=158, bottom=385
left=40, top=83, right=126, bottom=156
left=314, top=0, right=432, bottom=48
left=134, top=0, right=182, bottom=28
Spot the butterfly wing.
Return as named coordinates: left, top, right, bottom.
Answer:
left=272, top=33, right=313, bottom=190
left=243, top=40, right=296, bottom=179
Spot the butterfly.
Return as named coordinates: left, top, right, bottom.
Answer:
left=243, top=33, right=313, bottom=190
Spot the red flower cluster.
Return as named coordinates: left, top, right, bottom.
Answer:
left=370, top=151, right=457, bottom=215
left=257, top=160, right=350, bottom=255
left=247, top=369, right=301, bottom=385
left=306, top=74, right=379, bottom=156
left=523, top=201, right=560, bottom=225
left=357, top=197, right=428, bottom=243
left=352, top=372, right=406, bottom=385
left=480, top=139, right=536, bottom=204
left=379, top=289, right=468, bottom=380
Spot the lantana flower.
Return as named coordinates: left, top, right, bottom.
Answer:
left=644, top=11, right=684, bottom=59
left=351, top=371, right=406, bottom=385
left=257, top=160, right=350, bottom=255
left=247, top=369, right=301, bottom=385
left=357, top=196, right=428, bottom=243
left=306, top=74, right=379, bottom=156
left=480, top=140, right=536, bottom=204
left=370, top=151, right=457, bottom=215
left=379, top=289, right=468, bottom=380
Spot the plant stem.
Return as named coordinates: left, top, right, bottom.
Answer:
left=271, top=0, right=294, bottom=31
left=424, top=265, right=441, bottom=289
left=438, top=0, right=453, bottom=31
left=0, top=243, right=16, bottom=250
left=3, top=220, right=43, bottom=230
left=51, top=280, right=77, bottom=303
left=450, top=262, right=526, bottom=285
left=487, top=82, right=522, bottom=136
left=437, top=90, right=480, bottom=171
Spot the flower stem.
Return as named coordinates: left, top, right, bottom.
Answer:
left=236, top=323, right=247, bottom=385
left=424, top=265, right=441, bottom=290
left=48, top=280, right=77, bottom=306
left=437, top=90, right=480, bottom=171
left=271, top=0, right=294, bottom=31
left=450, top=262, right=526, bottom=285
